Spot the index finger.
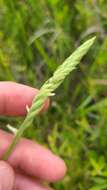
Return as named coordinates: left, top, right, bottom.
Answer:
left=0, top=82, right=49, bottom=116
left=0, top=130, right=66, bottom=182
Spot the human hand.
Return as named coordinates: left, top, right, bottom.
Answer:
left=0, top=82, right=66, bottom=190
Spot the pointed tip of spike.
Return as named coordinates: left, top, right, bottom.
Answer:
left=90, top=36, right=96, bottom=42
left=91, top=36, right=96, bottom=40
left=86, top=36, right=96, bottom=46
left=80, top=36, right=96, bottom=53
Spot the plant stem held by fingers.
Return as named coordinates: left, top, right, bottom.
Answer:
left=2, top=37, right=96, bottom=160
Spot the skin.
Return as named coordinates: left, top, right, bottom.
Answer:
left=0, top=82, right=67, bottom=190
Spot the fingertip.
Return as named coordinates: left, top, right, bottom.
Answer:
left=0, top=82, right=50, bottom=116
left=19, top=139, right=67, bottom=182
left=46, top=155, right=67, bottom=182
left=56, top=158, right=67, bottom=181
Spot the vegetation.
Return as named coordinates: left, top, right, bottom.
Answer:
left=2, top=37, right=95, bottom=160
left=0, top=0, right=107, bottom=189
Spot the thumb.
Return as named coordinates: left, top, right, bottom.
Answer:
left=0, top=161, right=15, bottom=190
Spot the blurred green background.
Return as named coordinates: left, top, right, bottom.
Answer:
left=0, top=0, right=107, bottom=189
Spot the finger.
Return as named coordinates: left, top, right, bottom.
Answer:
left=14, top=173, right=53, bottom=190
left=0, top=130, right=67, bottom=182
left=0, top=82, right=49, bottom=116
left=0, top=161, right=15, bottom=190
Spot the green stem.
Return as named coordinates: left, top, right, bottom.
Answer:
left=2, top=37, right=96, bottom=160
left=2, top=96, right=46, bottom=160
